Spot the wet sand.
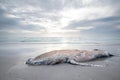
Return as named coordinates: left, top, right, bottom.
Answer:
left=0, top=43, right=120, bottom=80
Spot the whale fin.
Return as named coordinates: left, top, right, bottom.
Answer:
left=69, top=60, right=103, bottom=67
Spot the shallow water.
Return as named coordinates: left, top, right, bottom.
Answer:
left=0, top=43, right=120, bottom=80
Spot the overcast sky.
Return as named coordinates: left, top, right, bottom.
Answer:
left=0, top=0, right=120, bottom=38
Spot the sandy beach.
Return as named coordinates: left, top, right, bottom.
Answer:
left=0, top=43, right=120, bottom=80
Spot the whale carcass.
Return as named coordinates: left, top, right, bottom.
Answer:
left=26, top=49, right=113, bottom=66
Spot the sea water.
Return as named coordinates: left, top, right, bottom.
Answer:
left=0, top=37, right=120, bottom=45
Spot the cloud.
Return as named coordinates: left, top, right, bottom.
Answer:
left=0, top=8, right=19, bottom=29
left=0, top=5, right=45, bottom=32
left=0, top=0, right=120, bottom=37
left=67, top=16, right=120, bottom=27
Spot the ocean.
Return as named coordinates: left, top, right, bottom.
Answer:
left=0, top=37, right=120, bottom=45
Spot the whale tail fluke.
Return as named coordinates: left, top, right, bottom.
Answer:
left=93, top=49, right=114, bottom=57
left=95, top=53, right=114, bottom=59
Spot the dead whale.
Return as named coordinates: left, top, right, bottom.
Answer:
left=26, top=49, right=113, bottom=66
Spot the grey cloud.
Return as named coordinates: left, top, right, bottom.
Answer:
left=0, top=0, right=64, bottom=12
left=81, top=25, right=120, bottom=38
left=20, top=24, right=45, bottom=31
left=93, top=16, right=120, bottom=22
left=66, top=16, right=120, bottom=29
left=64, top=16, right=120, bottom=37
left=1, top=0, right=120, bottom=12
left=1, top=0, right=117, bottom=12
left=0, top=7, right=45, bottom=31
left=0, top=8, right=19, bottom=29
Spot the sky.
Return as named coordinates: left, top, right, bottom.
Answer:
left=0, top=0, right=120, bottom=39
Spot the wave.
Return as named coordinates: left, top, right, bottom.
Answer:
left=0, top=37, right=120, bottom=45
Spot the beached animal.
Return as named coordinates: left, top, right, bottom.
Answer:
left=26, top=49, right=113, bottom=66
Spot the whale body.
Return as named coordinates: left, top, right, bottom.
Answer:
left=26, top=49, right=113, bottom=66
